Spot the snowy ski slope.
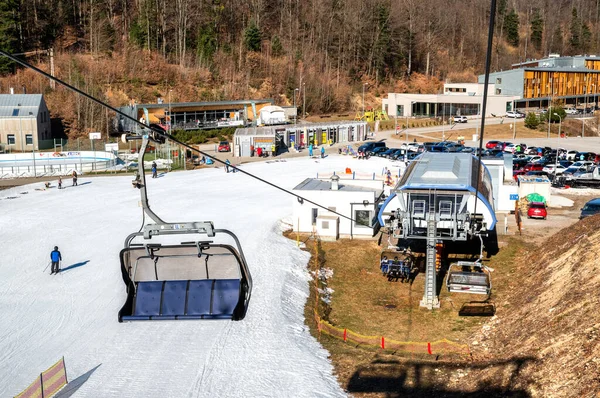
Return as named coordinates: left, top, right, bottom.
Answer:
left=0, top=155, right=389, bottom=397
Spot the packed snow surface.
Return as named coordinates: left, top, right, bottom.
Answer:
left=0, top=155, right=392, bottom=397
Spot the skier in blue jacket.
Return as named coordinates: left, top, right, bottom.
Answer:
left=50, top=246, right=62, bottom=274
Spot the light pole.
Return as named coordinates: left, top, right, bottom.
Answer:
left=30, top=116, right=36, bottom=177
left=583, top=86, right=587, bottom=137
left=553, top=112, right=562, bottom=179
left=302, top=82, right=306, bottom=119
left=547, top=79, right=553, bottom=139
left=293, top=88, right=299, bottom=124
left=362, top=83, right=368, bottom=115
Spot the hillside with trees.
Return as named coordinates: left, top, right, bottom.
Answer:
left=1, top=0, right=600, bottom=137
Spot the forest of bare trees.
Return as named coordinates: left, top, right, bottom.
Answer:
left=2, top=0, right=600, bottom=135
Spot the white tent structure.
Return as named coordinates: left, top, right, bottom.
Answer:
left=257, top=105, right=286, bottom=126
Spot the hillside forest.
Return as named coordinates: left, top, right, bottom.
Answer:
left=1, top=0, right=600, bottom=137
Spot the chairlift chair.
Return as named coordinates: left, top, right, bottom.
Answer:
left=118, top=132, right=252, bottom=322
left=445, top=260, right=491, bottom=295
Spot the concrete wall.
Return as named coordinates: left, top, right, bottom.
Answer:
left=292, top=189, right=379, bottom=238
left=479, top=69, right=525, bottom=99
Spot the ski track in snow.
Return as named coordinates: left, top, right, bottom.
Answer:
left=0, top=155, right=387, bottom=397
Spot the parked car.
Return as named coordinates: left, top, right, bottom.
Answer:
left=566, top=150, right=578, bottom=161
left=527, top=202, right=547, bottom=219
left=486, top=140, right=501, bottom=149
left=423, top=142, right=440, bottom=151
left=506, top=110, right=525, bottom=118
left=380, top=148, right=400, bottom=158
left=218, top=141, right=231, bottom=152
left=565, top=108, right=580, bottom=115
left=526, top=171, right=551, bottom=178
left=430, top=145, right=450, bottom=152
left=358, top=141, right=386, bottom=154
left=523, top=162, right=544, bottom=172
left=443, top=142, right=464, bottom=152
left=542, top=164, right=567, bottom=174
left=574, top=152, right=596, bottom=162
left=453, top=115, right=468, bottom=123
left=369, top=146, right=388, bottom=156
left=513, top=169, right=528, bottom=181
left=580, top=198, right=600, bottom=219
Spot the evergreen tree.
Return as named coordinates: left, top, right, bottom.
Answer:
left=552, top=27, right=563, bottom=53
left=530, top=9, right=543, bottom=51
left=524, top=112, right=540, bottom=129
left=504, top=9, right=520, bottom=47
left=581, top=23, right=591, bottom=53
left=569, top=8, right=580, bottom=52
left=196, top=25, right=218, bottom=64
left=244, top=21, right=262, bottom=52
left=373, top=4, right=391, bottom=78
left=271, top=35, right=283, bottom=57
left=0, top=0, right=20, bottom=74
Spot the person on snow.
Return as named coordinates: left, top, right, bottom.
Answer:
left=72, top=170, right=78, bottom=186
left=225, top=159, right=231, bottom=173
left=58, top=176, right=62, bottom=190
left=151, top=161, right=158, bottom=178
left=50, top=246, right=62, bottom=274
left=320, top=146, right=325, bottom=158
left=308, top=144, right=313, bottom=158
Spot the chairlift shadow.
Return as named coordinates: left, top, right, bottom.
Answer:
left=459, top=299, right=496, bottom=317
left=54, top=363, right=101, bottom=398
left=60, top=260, right=90, bottom=273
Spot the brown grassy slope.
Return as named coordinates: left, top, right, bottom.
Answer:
left=462, top=215, right=600, bottom=397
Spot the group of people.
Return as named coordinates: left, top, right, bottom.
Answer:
left=308, top=144, right=326, bottom=158
left=53, top=170, right=78, bottom=190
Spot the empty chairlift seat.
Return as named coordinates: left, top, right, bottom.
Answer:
left=119, top=244, right=250, bottom=322
left=446, top=262, right=491, bottom=295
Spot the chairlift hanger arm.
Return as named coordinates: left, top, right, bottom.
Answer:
left=0, top=49, right=368, bottom=228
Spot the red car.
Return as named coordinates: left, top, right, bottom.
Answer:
left=523, top=162, right=544, bottom=172
left=527, top=202, right=547, bottom=219
left=218, top=141, right=231, bottom=152
left=513, top=169, right=527, bottom=181
left=486, top=140, right=501, bottom=149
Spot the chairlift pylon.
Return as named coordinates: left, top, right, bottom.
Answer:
left=118, top=132, right=252, bottom=322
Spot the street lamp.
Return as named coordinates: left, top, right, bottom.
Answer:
left=583, top=86, right=587, bottom=137
left=553, top=112, right=562, bottom=179
left=405, top=101, right=416, bottom=159
left=302, top=82, right=306, bottom=119
left=293, top=88, right=299, bottom=125
left=362, top=83, right=368, bottom=115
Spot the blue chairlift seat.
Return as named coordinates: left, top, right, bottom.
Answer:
left=121, top=279, right=242, bottom=321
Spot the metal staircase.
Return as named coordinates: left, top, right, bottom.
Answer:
left=420, top=201, right=440, bottom=309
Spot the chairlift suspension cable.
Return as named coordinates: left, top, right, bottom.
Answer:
left=473, top=0, right=497, bottom=220
left=0, top=49, right=371, bottom=227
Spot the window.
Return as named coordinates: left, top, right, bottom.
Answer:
left=12, top=108, right=19, bottom=116
left=25, top=135, right=33, bottom=145
left=396, top=105, right=404, bottom=117
left=496, top=78, right=502, bottom=84
left=439, top=201, right=453, bottom=219
left=322, top=221, right=330, bottom=230
left=7, top=135, right=15, bottom=145
left=496, top=88, right=502, bottom=95
left=354, top=210, right=372, bottom=228
left=312, top=208, right=318, bottom=225
left=412, top=200, right=426, bottom=218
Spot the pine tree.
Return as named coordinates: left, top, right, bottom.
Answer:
left=244, top=21, right=262, bottom=52
left=530, top=9, right=543, bottom=51
left=504, top=9, right=520, bottom=47
left=271, top=35, right=283, bottom=57
left=0, top=0, right=20, bottom=75
left=524, top=112, right=540, bottom=129
left=569, top=8, right=580, bottom=52
left=581, top=23, right=591, bottom=53
left=373, top=4, right=391, bottom=78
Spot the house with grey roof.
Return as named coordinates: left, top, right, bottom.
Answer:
left=0, top=94, right=52, bottom=151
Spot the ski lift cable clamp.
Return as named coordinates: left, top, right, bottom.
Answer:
left=0, top=49, right=369, bottom=228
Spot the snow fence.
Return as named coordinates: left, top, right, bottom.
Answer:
left=15, top=357, right=68, bottom=398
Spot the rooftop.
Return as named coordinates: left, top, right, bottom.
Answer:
left=0, top=94, right=43, bottom=117
left=130, top=99, right=273, bottom=109
left=293, top=178, right=382, bottom=194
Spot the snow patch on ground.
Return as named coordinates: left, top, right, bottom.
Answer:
left=0, top=155, right=390, bottom=397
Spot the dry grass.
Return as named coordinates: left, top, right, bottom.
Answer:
left=286, top=230, right=530, bottom=395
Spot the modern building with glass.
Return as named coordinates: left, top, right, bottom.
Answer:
left=382, top=83, right=520, bottom=119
